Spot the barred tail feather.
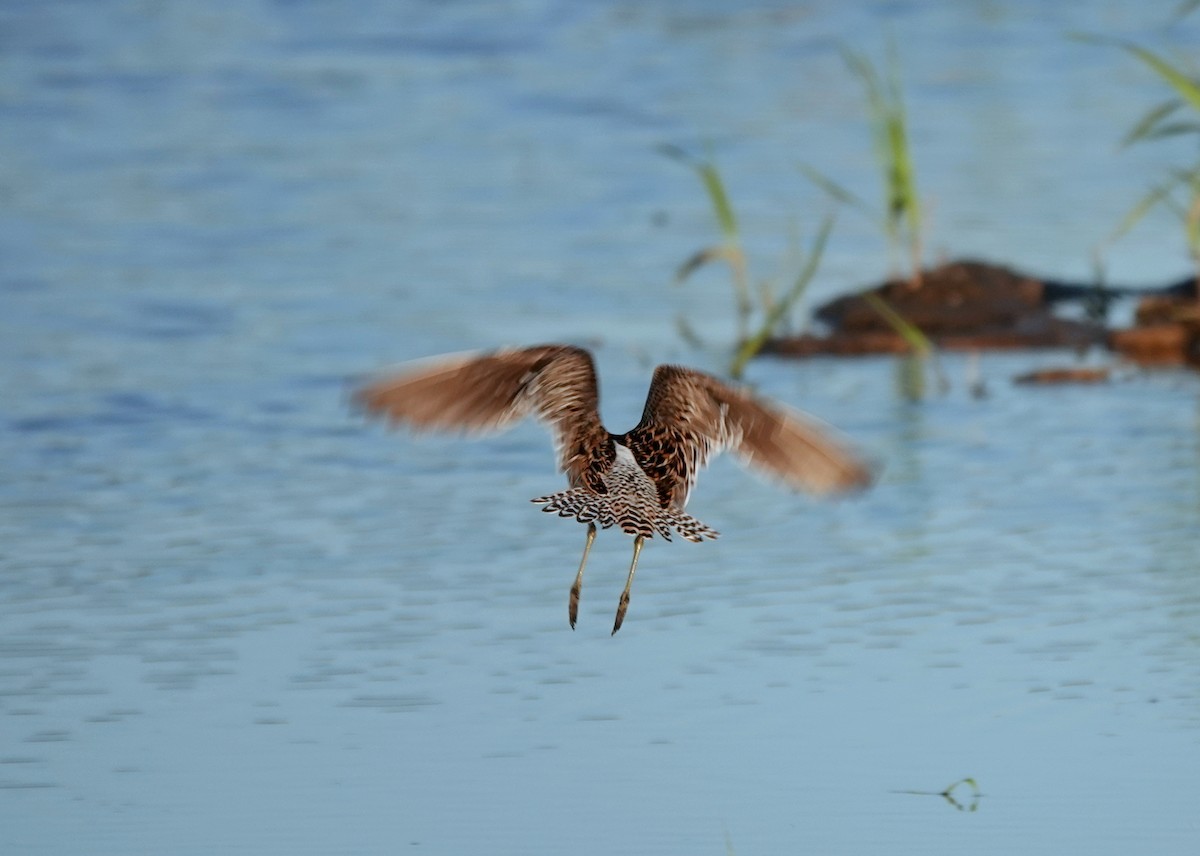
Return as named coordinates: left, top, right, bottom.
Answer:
left=664, top=511, right=720, bottom=543
left=530, top=490, right=719, bottom=543
left=532, top=488, right=659, bottom=538
left=531, top=489, right=615, bottom=530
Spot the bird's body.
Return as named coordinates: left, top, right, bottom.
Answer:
left=532, top=440, right=719, bottom=542
left=354, top=344, right=873, bottom=633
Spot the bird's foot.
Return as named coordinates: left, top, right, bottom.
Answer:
left=612, top=592, right=630, bottom=636
left=569, top=582, right=581, bottom=630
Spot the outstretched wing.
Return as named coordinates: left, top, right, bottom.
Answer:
left=629, top=364, right=874, bottom=508
left=353, top=344, right=609, bottom=484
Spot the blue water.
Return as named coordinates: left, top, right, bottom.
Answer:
left=3, top=2, right=1200, bottom=854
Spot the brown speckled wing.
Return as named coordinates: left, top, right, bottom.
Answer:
left=630, top=365, right=874, bottom=509
left=353, top=344, right=610, bottom=487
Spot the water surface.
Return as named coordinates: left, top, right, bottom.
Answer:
left=2, top=2, right=1199, bottom=854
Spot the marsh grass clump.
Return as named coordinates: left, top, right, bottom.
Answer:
left=663, top=145, right=833, bottom=378
left=798, top=39, right=945, bottom=395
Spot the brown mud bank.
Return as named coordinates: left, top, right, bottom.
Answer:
left=764, top=259, right=1200, bottom=370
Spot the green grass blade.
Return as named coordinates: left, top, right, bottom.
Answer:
left=939, top=777, right=983, bottom=812
left=1120, top=42, right=1200, bottom=114
left=840, top=46, right=886, bottom=118
left=842, top=47, right=892, bottom=185
left=799, top=164, right=882, bottom=225
left=1179, top=166, right=1200, bottom=260
left=1121, top=99, right=1182, bottom=146
left=887, top=110, right=921, bottom=228
left=658, top=144, right=740, bottom=240
left=697, top=162, right=739, bottom=240
left=1175, top=0, right=1200, bottom=19
left=673, top=313, right=706, bottom=349
left=883, top=41, right=922, bottom=254
left=662, top=145, right=752, bottom=333
left=867, top=294, right=949, bottom=397
left=1170, top=163, right=1200, bottom=185
left=1119, top=185, right=1172, bottom=238
left=1162, top=191, right=1189, bottom=222
left=1142, top=120, right=1200, bottom=140
left=1112, top=180, right=1183, bottom=242
left=674, top=245, right=745, bottom=286
left=842, top=45, right=897, bottom=243
left=863, top=292, right=931, bottom=355
left=840, top=39, right=923, bottom=280
left=729, top=214, right=834, bottom=378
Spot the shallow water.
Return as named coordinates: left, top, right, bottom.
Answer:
left=3, top=2, right=1200, bottom=854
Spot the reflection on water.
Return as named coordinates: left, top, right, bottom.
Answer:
left=3, top=1, right=1200, bottom=855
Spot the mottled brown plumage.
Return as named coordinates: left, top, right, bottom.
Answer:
left=354, top=344, right=873, bottom=633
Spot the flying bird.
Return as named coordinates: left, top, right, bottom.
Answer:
left=354, top=344, right=873, bottom=634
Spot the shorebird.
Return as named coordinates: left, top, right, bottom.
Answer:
left=354, top=344, right=873, bottom=634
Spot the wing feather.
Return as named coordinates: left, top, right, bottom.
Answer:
left=353, top=345, right=608, bottom=482
left=632, top=365, right=874, bottom=506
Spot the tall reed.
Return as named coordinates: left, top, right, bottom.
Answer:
left=805, top=40, right=925, bottom=285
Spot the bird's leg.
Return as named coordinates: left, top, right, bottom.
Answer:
left=569, top=523, right=597, bottom=630
left=612, top=534, right=645, bottom=636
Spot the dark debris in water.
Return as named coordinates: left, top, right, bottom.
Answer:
left=766, top=258, right=1200, bottom=368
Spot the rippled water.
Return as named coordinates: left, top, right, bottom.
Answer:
left=3, top=2, right=1200, bottom=854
